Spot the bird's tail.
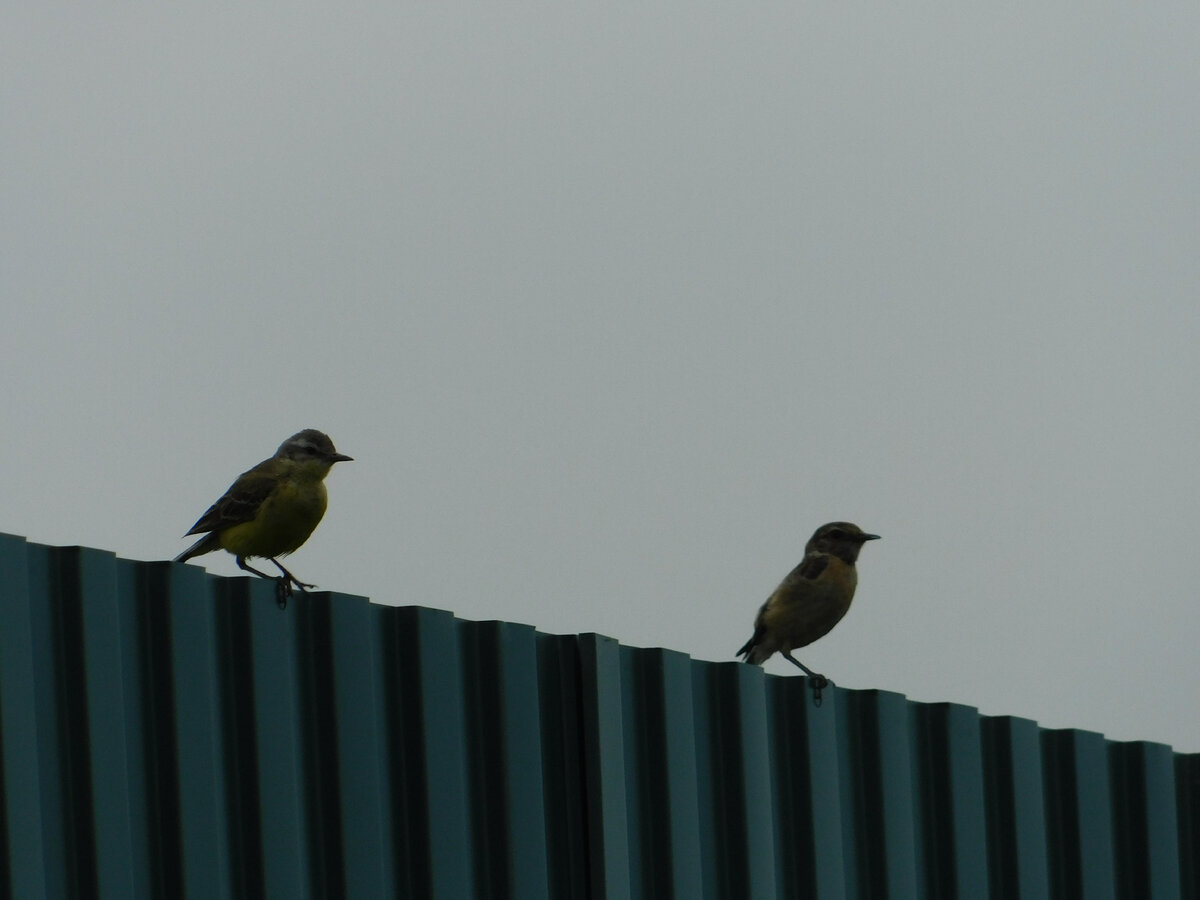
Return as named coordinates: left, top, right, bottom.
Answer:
left=736, top=635, right=769, bottom=666
left=174, top=532, right=221, bottom=563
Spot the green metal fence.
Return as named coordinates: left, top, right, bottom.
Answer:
left=0, top=533, right=1195, bottom=899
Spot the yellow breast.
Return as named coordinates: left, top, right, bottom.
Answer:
left=219, top=479, right=329, bottom=559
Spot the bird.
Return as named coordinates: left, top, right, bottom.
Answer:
left=737, top=522, right=880, bottom=703
left=175, top=429, right=353, bottom=607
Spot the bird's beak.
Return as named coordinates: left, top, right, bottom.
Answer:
left=330, top=453, right=354, bottom=463
left=863, top=533, right=881, bottom=541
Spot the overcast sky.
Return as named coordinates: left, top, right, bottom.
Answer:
left=4, top=7, right=1198, bottom=752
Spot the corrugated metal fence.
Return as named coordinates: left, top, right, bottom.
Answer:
left=0, top=534, right=1195, bottom=899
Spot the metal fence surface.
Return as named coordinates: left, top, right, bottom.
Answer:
left=0, top=534, right=1195, bottom=899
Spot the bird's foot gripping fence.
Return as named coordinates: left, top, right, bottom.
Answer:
left=809, top=674, right=832, bottom=707
left=274, top=577, right=294, bottom=609
left=269, top=558, right=315, bottom=609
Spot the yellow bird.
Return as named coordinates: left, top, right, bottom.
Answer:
left=175, top=429, right=352, bottom=606
left=737, top=522, right=879, bottom=702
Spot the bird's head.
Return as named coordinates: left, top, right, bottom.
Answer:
left=275, top=429, right=354, bottom=473
left=805, top=522, right=880, bottom=564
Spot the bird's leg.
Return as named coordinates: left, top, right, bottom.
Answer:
left=236, top=556, right=279, bottom=581
left=781, top=650, right=833, bottom=707
left=780, top=649, right=822, bottom=679
left=269, top=558, right=315, bottom=590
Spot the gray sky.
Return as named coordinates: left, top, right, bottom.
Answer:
left=4, top=7, right=1199, bottom=751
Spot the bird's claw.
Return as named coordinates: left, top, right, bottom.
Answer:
left=274, top=575, right=316, bottom=609
left=809, top=674, right=832, bottom=707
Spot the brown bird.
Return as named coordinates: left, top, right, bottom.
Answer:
left=737, top=522, right=880, bottom=700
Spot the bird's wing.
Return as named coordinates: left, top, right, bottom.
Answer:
left=182, top=459, right=278, bottom=535
left=782, top=553, right=830, bottom=586
left=757, top=554, right=832, bottom=624
left=738, top=554, right=835, bottom=660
